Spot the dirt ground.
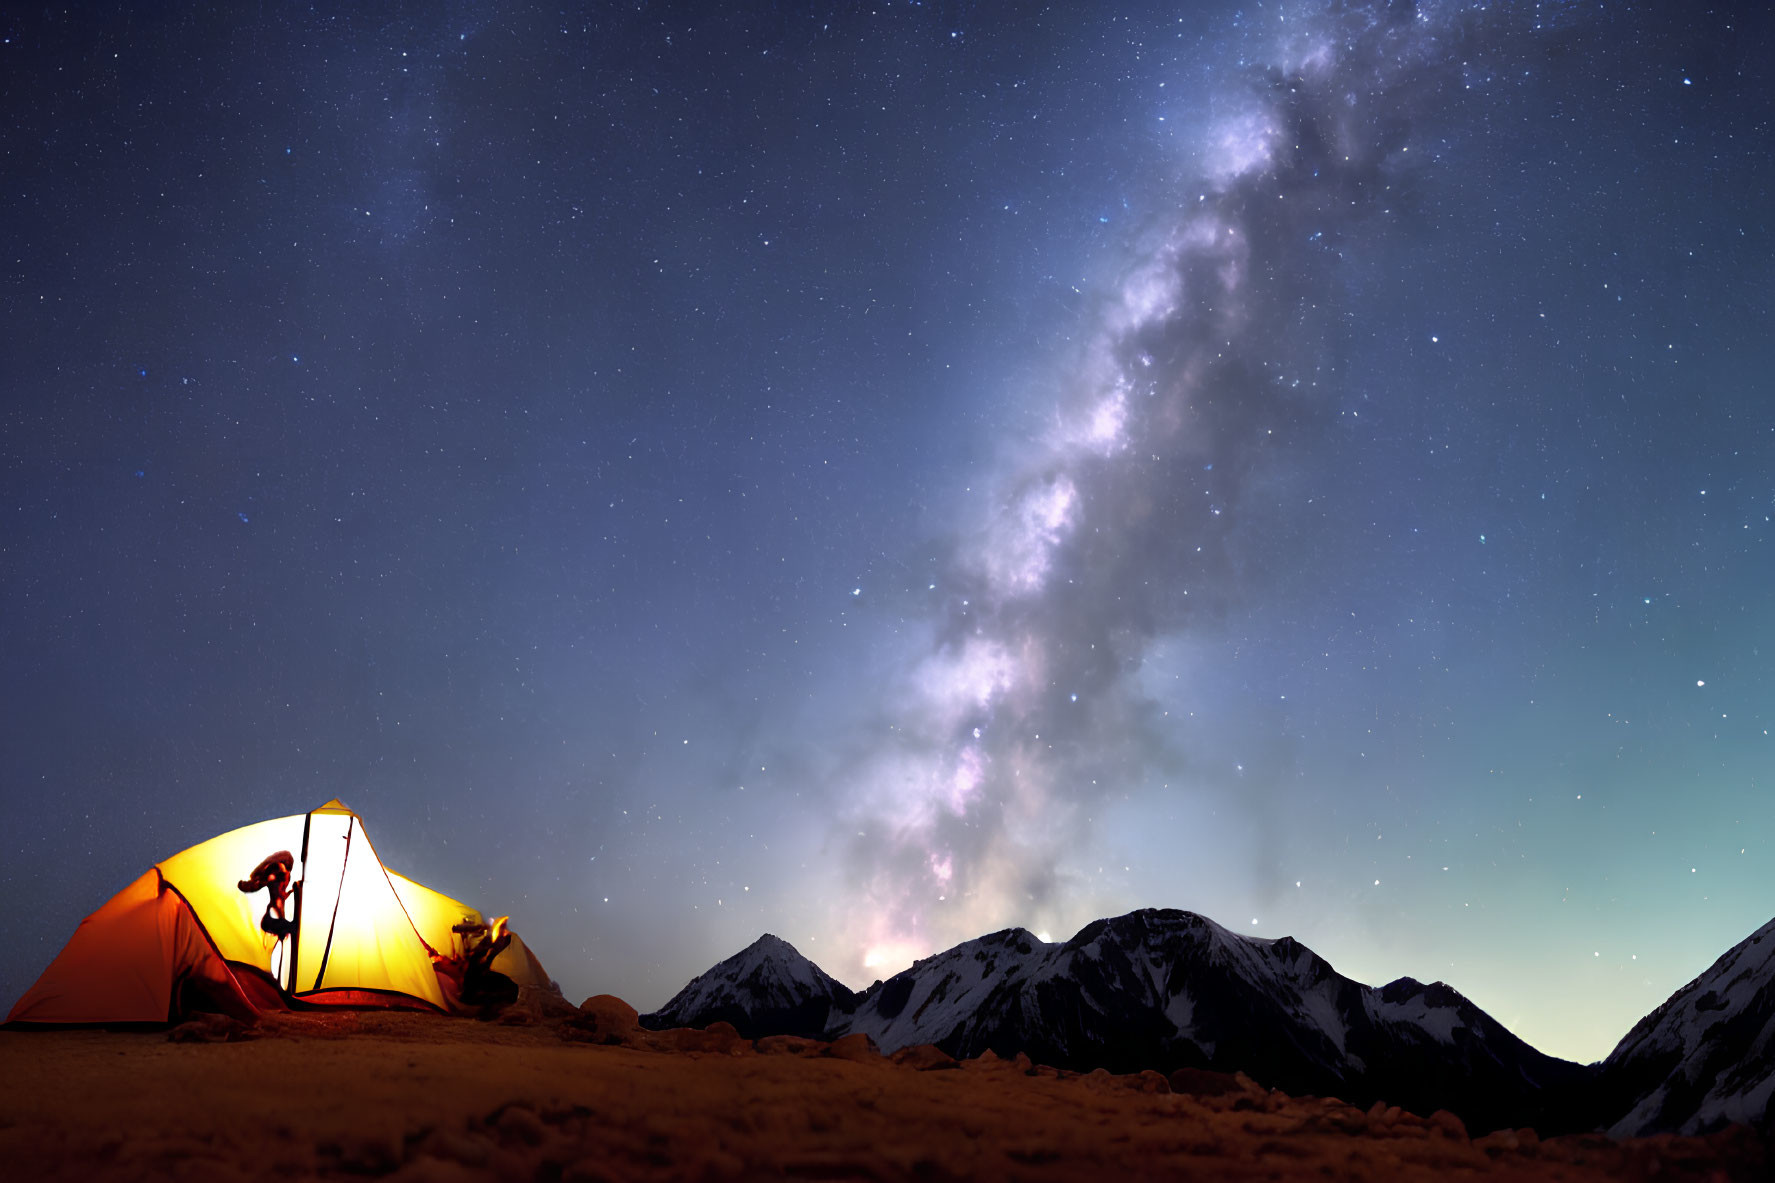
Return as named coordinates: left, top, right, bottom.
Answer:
left=0, top=999, right=1764, bottom=1182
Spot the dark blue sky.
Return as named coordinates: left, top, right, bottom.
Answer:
left=4, top=1, right=1771, bottom=1062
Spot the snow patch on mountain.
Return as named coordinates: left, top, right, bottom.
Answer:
left=1163, top=987, right=1195, bottom=1032
left=1369, top=978, right=1468, bottom=1046
left=1602, top=916, right=1775, bottom=1136
left=841, top=927, right=1049, bottom=1051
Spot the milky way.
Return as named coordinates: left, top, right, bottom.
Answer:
left=828, top=0, right=1486, bottom=980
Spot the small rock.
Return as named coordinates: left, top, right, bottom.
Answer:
left=1103, top=1070, right=1172, bottom=1094
left=1475, top=1129, right=1521, bottom=1154
left=701, top=1021, right=748, bottom=1054
left=756, top=1034, right=827, bottom=1056
left=826, top=1033, right=881, bottom=1062
left=1011, top=1052, right=1034, bottom=1074
left=1079, top=1068, right=1124, bottom=1093
left=1311, top=1104, right=1370, bottom=1136
left=1167, top=1068, right=1242, bottom=1097
left=890, top=1044, right=959, bottom=1071
left=1427, top=1109, right=1468, bottom=1141
left=493, top=1105, right=545, bottom=1147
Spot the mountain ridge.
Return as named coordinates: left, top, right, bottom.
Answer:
left=644, top=907, right=1588, bottom=1133
left=642, top=906, right=1775, bottom=1138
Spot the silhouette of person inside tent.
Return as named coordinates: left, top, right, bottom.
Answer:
left=237, top=850, right=297, bottom=940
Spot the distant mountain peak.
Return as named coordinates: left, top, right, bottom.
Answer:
left=639, top=931, right=854, bottom=1040
left=730, top=932, right=808, bottom=966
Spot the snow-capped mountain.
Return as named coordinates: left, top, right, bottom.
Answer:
left=640, top=933, right=856, bottom=1039
left=640, top=908, right=1775, bottom=1137
left=827, top=909, right=1587, bottom=1133
left=1596, top=916, right=1775, bottom=1136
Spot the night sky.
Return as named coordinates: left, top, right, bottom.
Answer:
left=4, top=1, right=1772, bottom=1065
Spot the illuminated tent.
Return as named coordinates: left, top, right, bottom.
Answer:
left=7, top=800, right=550, bottom=1024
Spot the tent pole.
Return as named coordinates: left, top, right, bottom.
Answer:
left=291, top=810, right=313, bottom=996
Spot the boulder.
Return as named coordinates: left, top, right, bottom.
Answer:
left=563, top=994, right=642, bottom=1046
left=825, top=1033, right=881, bottom=1062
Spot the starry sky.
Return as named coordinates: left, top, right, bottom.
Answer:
left=3, top=1, right=1772, bottom=1064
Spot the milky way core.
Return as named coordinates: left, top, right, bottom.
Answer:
left=829, top=1, right=1489, bottom=980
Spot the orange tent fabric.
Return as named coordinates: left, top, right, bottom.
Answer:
left=7, top=870, right=258, bottom=1025
left=7, top=800, right=543, bottom=1024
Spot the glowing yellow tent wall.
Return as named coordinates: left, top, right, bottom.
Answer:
left=7, top=800, right=543, bottom=1024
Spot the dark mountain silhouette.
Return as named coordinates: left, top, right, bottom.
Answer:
left=1590, top=916, right=1775, bottom=1136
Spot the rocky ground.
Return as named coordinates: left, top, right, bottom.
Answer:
left=0, top=995, right=1763, bottom=1181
